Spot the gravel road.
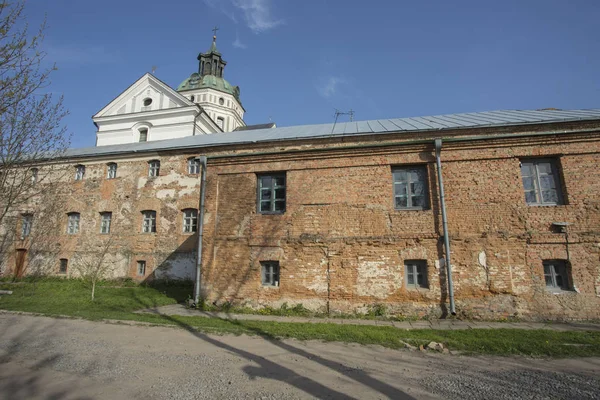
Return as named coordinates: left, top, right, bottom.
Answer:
left=0, top=313, right=599, bottom=399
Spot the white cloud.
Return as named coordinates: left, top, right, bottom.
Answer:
left=44, top=45, right=120, bottom=67
left=232, top=33, right=247, bottom=49
left=318, top=77, right=345, bottom=98
left=232, top=0, right=283, bottom=33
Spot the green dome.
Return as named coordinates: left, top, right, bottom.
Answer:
left=177, top=73, right=241, bottom=103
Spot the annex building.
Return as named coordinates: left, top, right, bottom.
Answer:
left=1, top=36, right=600, bottom=321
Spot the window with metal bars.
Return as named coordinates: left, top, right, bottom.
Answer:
left=405, top=260, right=428, bottom=289
left=137, top=260, right=146, bottom=276
left=75, top=165, right=85, bottom=181
left=21, top=214, right=33, bottom=238
left=520, top=159, right=564, bottom=206
left=257, top=173, right=286, bottom=214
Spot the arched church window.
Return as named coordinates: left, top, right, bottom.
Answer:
left=191, top=95, right=195, bottom=102
left=205, top=63, right=211, bottom=74
left=219, top=97, right=224, bottom=105
left=217, top=117, right=224, bottom=130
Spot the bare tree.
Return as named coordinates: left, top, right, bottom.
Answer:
left=0, top=1, right=69, bottom=273
left=0, top=1, right=69, bottom=254
left=73, top=237, right=118, bottom=301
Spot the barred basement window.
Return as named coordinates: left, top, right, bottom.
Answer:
left=261, top=261, right=280, bottom=287
left=75, top=165, right=85, bottom=181
left=137, top=260, right=146, bottom=276
left=59, top=259, right=68, bottom=274
left=141, top=210, right=156, bottom=233
left=187, top=157, right=200, bottom=174
left=405, top=260, right=428, bottom=289
left=100, top=212, right=112, bottom=234
left=21, top=214, right=33, bottom=238
left=392, top=166, right=429, bottom=210
left=67, top=212, right=80, bottom=234
left=148, top=160, right=160, bottom=177
left=257, top=173, right=286, bottom=214
left=182, top=209, right=198, bottom=233
left=520, top=159, right=564, bottom=206
left=107, top=163, right=117, bottom=179
left=543, top=260, right=571, bottom=291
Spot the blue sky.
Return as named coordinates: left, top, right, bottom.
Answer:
left=27, top=0, right=600, bottom=148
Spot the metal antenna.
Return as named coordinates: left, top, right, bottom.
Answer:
left=331, top=108, right=355, bottom=133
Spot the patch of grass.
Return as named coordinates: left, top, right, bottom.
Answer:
left=1, top=279, right=600, bottom=357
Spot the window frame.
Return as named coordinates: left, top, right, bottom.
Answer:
left=520, top=158, right=564, bottom=206
left=59, top=258, right=68, bottom=274
left=141, top=210, right=157, bottom=233
left=187, top=157, right=200, bottom=175
left=257, top=173, right=286, bottom=215
left=148, top=160, right=160, bottom=177
left=21, top=214, right=33, bottom=238
left=107, top=163, right=117, bottom=179
left=67, top=212, right=80, bottom=234
left=137, top=260, right=146, bottom=276
left=182, top=209, right=198, bottom=233
left=74, top=165, right=85, bottom=181
left=261, top=261, right=280, bottom=287
left=30, top=168, right=38, bottom=185
left=139, top=128, right=148, bottom=142
left=392, top=165, right=430, bottom=211
left=100, top=212, right=112, bottom=234
left=543, top=260, right=571, bottom=291
left=405, top=260, right=429, bottom=289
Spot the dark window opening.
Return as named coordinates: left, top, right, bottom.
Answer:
left=543, top=260, right=571, bottom=291
left=261, top=261, right=280, bottom=287
left=59, top=259, right=68, bottom=274
left=137, top=260, right=146, bottom=276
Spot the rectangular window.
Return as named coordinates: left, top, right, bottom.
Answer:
left=75, top=165, right=85, bottom=181
left=520, top=159, right=564, bottom=206
left=543, top=260, right=570, bottom=291
left=142, top=210, right=156, bottom=233
left=107, top=163, right=117, bottom=179
left=59, top=259, right=68, bottom=274
left=182, top=209, right=198, bottom=233
left=148, top=160, right=160, bottom=177
left=187, top=158, right=200, bottom=174
left=137, top=260, right=146, bottom=276
left=392, top=166, right=429, bottom=210
left=31, top=168, right=38, bottom=185
left=100, top=212, right=112, bottom=234
left=21, top=214, right=33, bottom=238
left=261, top=261, right=280, bottom=286
left=405, top=260, right=428, bottom=289
left=257, top=173, right=286, bottom=214
left=139, top=129, right=148, bottom=142
left=67, top=213, right=80, bottom=234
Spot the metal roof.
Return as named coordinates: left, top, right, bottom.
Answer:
left=66, top=108, right=600, bottom=159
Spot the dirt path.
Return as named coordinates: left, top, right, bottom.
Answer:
left=0, top=313, right=599, bottom=400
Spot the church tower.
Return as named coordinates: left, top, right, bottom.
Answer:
left=177, top=30, right=246, bottom=132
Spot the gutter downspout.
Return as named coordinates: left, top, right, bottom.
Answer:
left=434, top=138, right=456, bottom=316
left=193, top=156, right=208, bottom=306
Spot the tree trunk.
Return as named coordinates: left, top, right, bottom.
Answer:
left=91, top=281, right=96, bottom=301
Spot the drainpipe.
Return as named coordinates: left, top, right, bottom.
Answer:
left=434, top=139, right=456, bottom=315
left=193, top=156, right=208, bottom=306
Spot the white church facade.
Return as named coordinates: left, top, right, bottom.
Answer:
left=93, top=35, right=248, bottom=146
